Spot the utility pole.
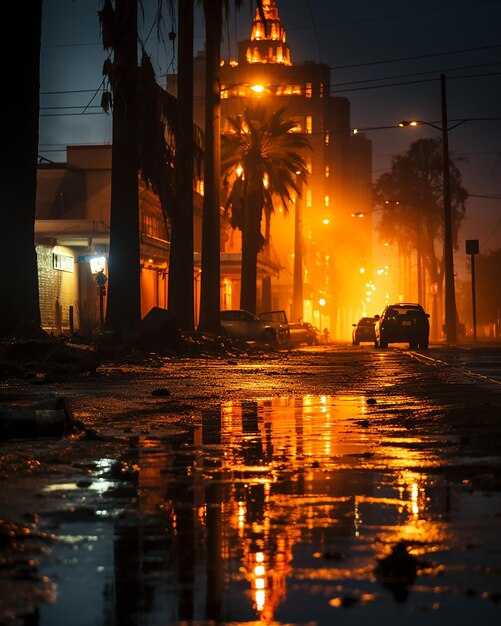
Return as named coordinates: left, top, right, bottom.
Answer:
left=441, top=74, right=458, bottom=343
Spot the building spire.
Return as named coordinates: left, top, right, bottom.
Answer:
left=246, top=0, right=291, bottom=65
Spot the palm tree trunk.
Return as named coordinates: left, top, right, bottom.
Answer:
left=168, top=0, right=195, bottom=331
left=0, top=1, right=42, bottom=337
left=240, top=187, right=262, bottom=314
left=198, top=0, right=222, bottom=332
left=105, top=0, right=141, bottom=332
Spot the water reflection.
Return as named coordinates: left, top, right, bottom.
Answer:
left=37, top=395, right=501, bottom=626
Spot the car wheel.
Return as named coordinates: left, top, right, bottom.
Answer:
left=263, top=328, right=278, bottom=346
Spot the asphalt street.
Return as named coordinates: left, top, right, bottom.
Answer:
left=1, top=342, right=500, bottom=625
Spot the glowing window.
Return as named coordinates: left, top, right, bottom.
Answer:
left=325, top=131, right=330, bottom=145
left=306, top=158, right=312, bottom=173
left=305, top=82, right=312, bottom=98
left=324, top=195, right=330, bottom=207
left=306, top=189, right=312, bottom=207
left=305, top=115, right=312, bottom=134
left=325, top=165, right=330, bottom=178
left=320, top=83, right=324, bottom=98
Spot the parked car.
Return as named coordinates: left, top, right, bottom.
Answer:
left=374, top=303, right=430, bottom=349
left=220, top=309, right=289, bottom=346
left=257, top=310, right=291, bottom=346
left=352, top=316, right=376, bottom=345
left=289, top=321, right=318, bottom=346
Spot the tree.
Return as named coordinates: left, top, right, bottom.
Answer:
left=0, top=2, right=43, bottom=337
left=101, top=1, right=202, bottom=333
left=99, top=0, right=142, bottom=333
left=373, top=138, right=468, bottom=305
left=168, top=0, right=196, bottom=331
left=197, top=0, right=223, bottom=333
left=221, top=104, right=311, bottom=314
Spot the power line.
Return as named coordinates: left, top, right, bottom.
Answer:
left=328, top=70, right=501, bottom=94
left=331, top=61, right=501, bottom=89
left=329, top=44, right=501, bottom=71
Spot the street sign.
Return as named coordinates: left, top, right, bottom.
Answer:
left=465, top=240, right=479, bottom=342
left=465, top=239, right=479, bottom=255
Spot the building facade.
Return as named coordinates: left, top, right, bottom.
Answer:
left=35, top=145, right=203, bottom=334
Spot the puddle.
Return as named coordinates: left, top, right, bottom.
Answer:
left=13, top=394, right=501, bottom=625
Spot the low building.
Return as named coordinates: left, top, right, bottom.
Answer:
left=36, top=145, right=183, bottom=334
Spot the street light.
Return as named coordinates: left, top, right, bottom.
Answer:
left=399, top=74, right=458, bottom=343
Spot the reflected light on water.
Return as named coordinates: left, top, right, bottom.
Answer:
left=35, top=394, right=501, bottom=626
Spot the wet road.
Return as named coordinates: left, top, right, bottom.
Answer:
left=1, top=343, right=500, bottom=625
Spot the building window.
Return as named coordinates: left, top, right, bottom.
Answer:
left=320, top=83, right=324, bottom=98
left=142, top=214, right=163, bottom=239
left=324, top=195, right=330, bottom=207
left=306, top=189, right=312, bottom=208
left=53, top=253, right=74, bottom=273
left=305, top=115, right=312, bottom=134
left=305, top=82, right=312, bottom=98
left=325, top=165, right=330, bottom=178
left=276, top=84, right=302, bottom=96
left=306, top=158, right=312, bottom=173
left=325, top=131, right=330, bottom=145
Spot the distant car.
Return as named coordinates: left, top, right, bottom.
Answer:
left=220, top=309, right=289, bottom=346
left=352, top=317, right=376, bottom=345
left=374, top=303, right=430, bottom=349
left=289, top=322, right=318, bottom=346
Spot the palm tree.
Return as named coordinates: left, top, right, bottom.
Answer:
left=221, top=104, right=311, bottom=314
left=168, top=0, right=196, bottom=331
left=0, top=2, right=43, bottom=337
left=99, top=0, right=141, bottom=333
left=197, top=0, right=223, bottom=333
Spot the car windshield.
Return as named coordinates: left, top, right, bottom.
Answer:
left=258, top=311, right=287, bottom=324
left=359, top=318, right=374, bottom=325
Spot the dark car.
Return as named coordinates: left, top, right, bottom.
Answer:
left=374, top=303, right=430, bottom=349
left=352, top=316, right=376, bottom=345
left=220, top=309, right=289, bottom=346
left=289, top=322, right=318, bottom=346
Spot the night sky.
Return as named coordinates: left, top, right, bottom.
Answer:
left=40, top=0, right=501, bottom=264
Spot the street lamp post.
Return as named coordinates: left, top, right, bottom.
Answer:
left=399, top=74, right=458, bottom=343
left=292, top=173, right=304, bottom=323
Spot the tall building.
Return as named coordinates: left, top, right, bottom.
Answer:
left=171, top=0, right=374, bottom=338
